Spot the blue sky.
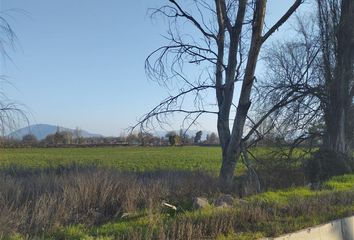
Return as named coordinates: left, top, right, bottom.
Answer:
left=1, top=0, right=308, bottom=136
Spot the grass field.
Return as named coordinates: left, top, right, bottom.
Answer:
left=1, top=146, right=352, bottom=239
left=0, top=146, right=308, bottom=175
left=0, top=146, right=223, bottom=173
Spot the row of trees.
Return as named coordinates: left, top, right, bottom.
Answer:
left=1, top=130, right=221, bottom=147
left=3, top=130, right=83, bottom=147
left=137, top=0, right=353, bottom=191
left=165, top=130, right=219, bottom=145
left=17, top=128, right=309, bottom=148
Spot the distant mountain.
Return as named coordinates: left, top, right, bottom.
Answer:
left=8, top=124, right=103, bottom=140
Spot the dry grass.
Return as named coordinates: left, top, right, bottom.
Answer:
left=0, top=165, right=219, bottom=237
left=93, top=190, right=354, bottom=240
left=1, top=157, right=353, bottom=239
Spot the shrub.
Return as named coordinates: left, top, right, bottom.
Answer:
left=21, top=134, right=38, bottom=147
left=305, top=150, right=352, bottom=183
left=252, top=153, right=306, bottom=191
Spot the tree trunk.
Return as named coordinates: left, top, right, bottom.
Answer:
left=219, top=102, right=250, bottom=191
left=219, top=148, right=241, bottom=190
left=218, top=0, right=266, bottom=191
left=324, top=0, right=354, bottom=159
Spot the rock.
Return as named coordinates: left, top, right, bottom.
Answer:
left=214, top=194, right=234, bottom=208
left=192, top=197, right=210, bottom=209
left=121, top=212, right=131, bottom=219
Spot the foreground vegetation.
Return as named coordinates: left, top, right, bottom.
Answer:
left=0, top=146, right=352, bottom=239
left=0, top=164, right=353, bottom=240
left=57, top=181, right=354, bottom=240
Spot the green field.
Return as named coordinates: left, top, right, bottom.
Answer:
left=0, top=146, right=223, bottom=172
left=0, top=146, right=307, bottom=174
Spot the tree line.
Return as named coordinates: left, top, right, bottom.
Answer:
left=0, top=129, right=222, bottom=147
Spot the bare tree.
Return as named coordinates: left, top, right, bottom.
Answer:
left=206, top=132, right=219, bottom=145
left=251, top=16, right=323, bottom=151
left=53, top=130, right=73, bottom=145
left=317, top=0, right=354, bottom=157
left=0, top=13, right=27, bottom=135
left=22, top=133, right=37, bottom=146
left=136, top=0, right=303, bottom=190
left=73, top=127, right=83, bottom=144
left=194, top=130, right=202, bottom=144
left=138, top=131, right=155, bottom=146
left=253, top=0, right=353, bottom=178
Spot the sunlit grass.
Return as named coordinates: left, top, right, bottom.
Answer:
left=0, top=146, right=222, bottom=173
left=323, top=174, right=354, bottom=191
left=0, top=146, right=311, bottom=177
left=0, top=146, right=256, bottom=176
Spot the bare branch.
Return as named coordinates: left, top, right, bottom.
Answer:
left=261, top=0, right=303, bottom=44
left=168, top=0, right=216, bottom=40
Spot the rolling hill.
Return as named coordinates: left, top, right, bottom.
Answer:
left=8, top=124, right=103, bottom=140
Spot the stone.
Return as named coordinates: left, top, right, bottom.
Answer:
left=192, top=197, right=210, bottom=210
left=214, top=194, right=234, bottom=208
left=121, top=212, right=131, bottom=219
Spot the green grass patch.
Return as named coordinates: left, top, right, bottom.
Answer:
left=249, top=187, right=315, bottom=205
left=323, top=174, right=354, bottom=191
left=0, top=146, right=221, bottom=173
left=0, top=146, right=255, bottom=176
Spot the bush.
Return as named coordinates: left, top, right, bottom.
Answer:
left=21, top=134, right=38, bottom=147
left=252, top=153, right=306, bottom=191
left=305, top=150, right=352, bottom=183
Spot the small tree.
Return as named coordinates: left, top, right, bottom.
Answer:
left=206, top=132, right=219, bottom=145
left=138, top=132, right=155, bottom=146
left=166, top=131, right=180, bottom=145
left=54, top=131, right=73, bottom=145
left=73, top=127, right=84, bottom=144
left=43, top=134, right=55, bottom=145
left=126, top=133, right=139, bottom=145
left=22, top=134, right=37, bottom=146
left=194, top=131, right=203, bottom=144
